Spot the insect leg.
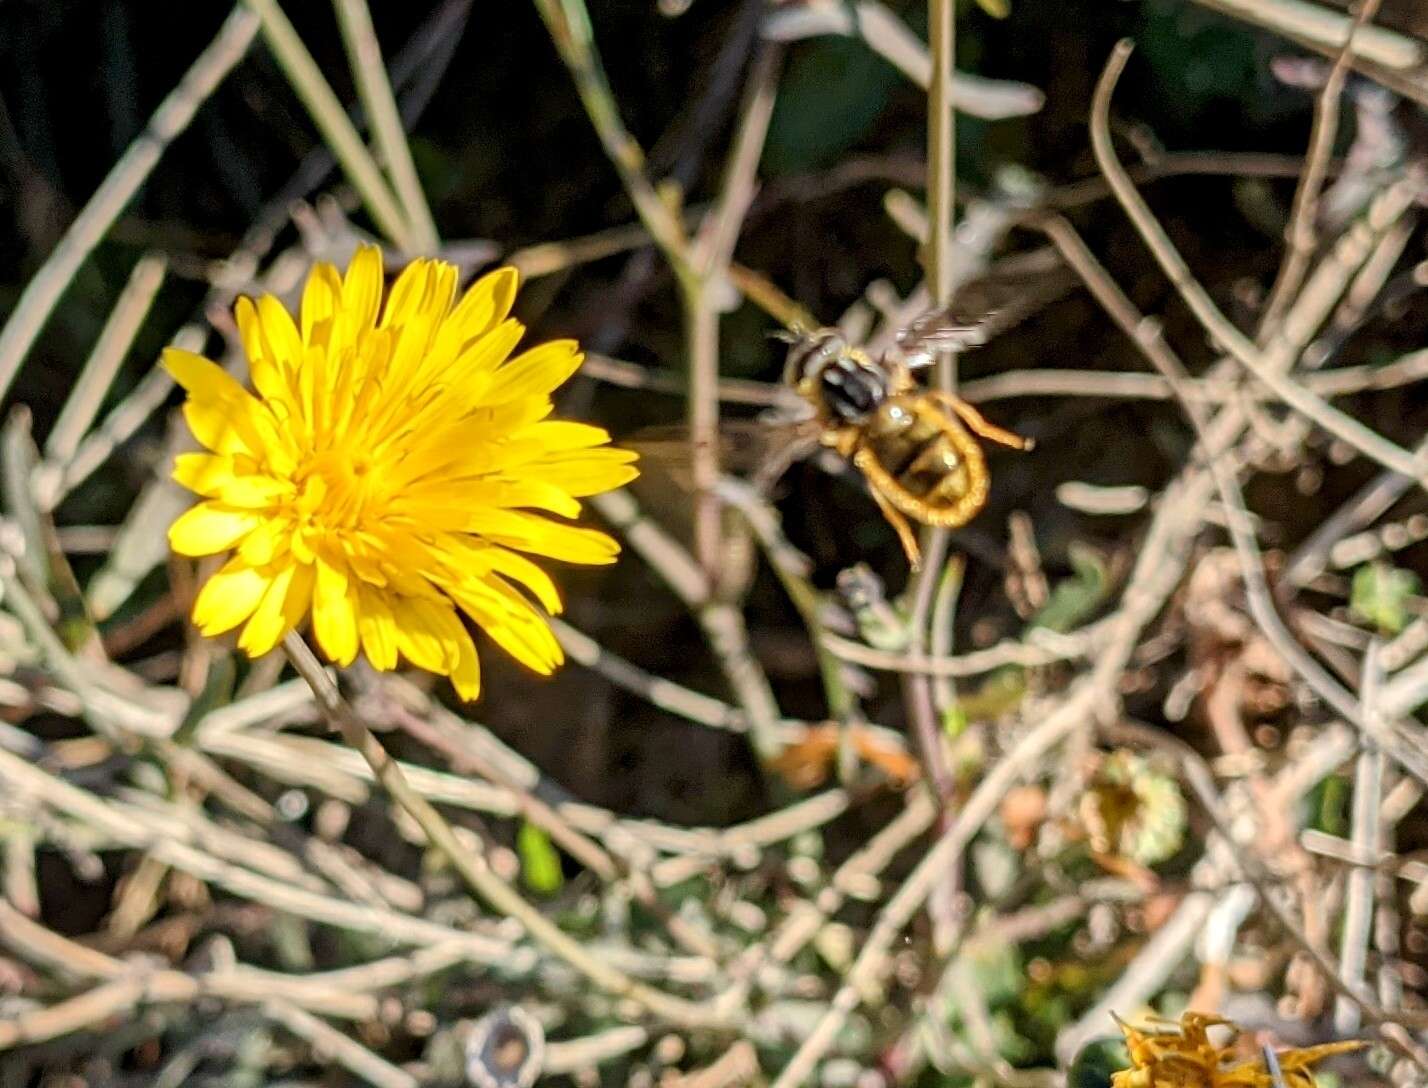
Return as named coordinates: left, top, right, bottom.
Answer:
left=829, top=427, right=861, bottom=458
left=866, top=481, right=923, bottom=569
left=928, top=392, right=1034, bottom=451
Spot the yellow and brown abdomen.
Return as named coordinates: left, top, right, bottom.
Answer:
left=852, top=394, right=988, bottom=528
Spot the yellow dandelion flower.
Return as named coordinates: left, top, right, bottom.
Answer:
left=166, top=245, right=638, bottom=700
left=1111, top=1012, right=1364, bottom=1088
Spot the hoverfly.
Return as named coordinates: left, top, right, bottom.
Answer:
left=774, top=304, right=1034, bottom=569
left=629, top=253, right=1066, bottom=570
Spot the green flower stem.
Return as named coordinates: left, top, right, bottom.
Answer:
left=245, top=0, right=415, bottom=251
left=332, top=0, right=439, bottom=252
left=280, top=633, right=732, bottom=1030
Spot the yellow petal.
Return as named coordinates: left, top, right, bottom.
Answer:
left=164, top=346, right=250, bottom=403
left=257, top=294, right=304, bottom=370
left=235, top=296, right=289, bottom=403
left=380, top=259, right=432, bottom=330
left=424, top=537, right=563, bottom=614
left=446, top=320, right=525, bottom=388
left=414, top=531, right=562, bottom=611
left=312, top=557, right=359, bottom=666
left=169, top=502, right=260, bottom=556
left=464, top=509, right=620, bottom=565
left=238, top=518, right=288, bottom=566
left=342, top=245, right=384, bottom=334
left=455, top=265, right=518, bottom=335
left=433, top=266, right=519, bottom=360
left=483, top=340, right=584, bottom=404
left=174, top=451, right=292, bottom=508
left=165, top=348, right=287, bottom=465
left=192, top=558, right=271, bottom=636
left=213, top=474, right=293, bottom=508
left=510, top=420, right=612, bottom=452
left=172, top=452, right=236, bottom=497
left=300, top=262, right=343, bottom=348
left=401, top=479, right=582, bottom=521
left=520, top=449, right=640, bottom=496
left=392, top=596, right=461, bottom=673
left=448, top=626, right=481, bottom=701
left=451, top=577, right=563, bottom=675
left=478, top=546, right=564, bottom=614
left=342, top=538, right=389, bottom=588
left=448, top=396, right=552, bottom=448
left=237, top=561, right=313, bottom=657
left=356, top=583, right=399, bottom=670
left=382, top=264, right=457, bottom=387
left=182, top=400, right=255, bottom=459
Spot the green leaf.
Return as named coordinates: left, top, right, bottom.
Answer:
left=764, top=36, right=901, bottom=175
left=1350, top=561, right=1420, bottom=636
left=942, top=702, right=969, bottom=739
left=1066, top=1036, right=1131, bottom=1088
left=1316, top=773, right=1350, bottom=837
left=973, top=0, right=1011, bottom=17
left=965, top=940, right=1023, bottom=1005
left=518, top=821, right=565, bottom=895
left=1033, top=544, right=1110, bottom=634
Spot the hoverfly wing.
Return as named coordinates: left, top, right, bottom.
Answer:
left=894, top=312, right=994, bottom=369
left=896, top=247, right=1078, bottom=368
left=624, top=413, right=821, bottom=496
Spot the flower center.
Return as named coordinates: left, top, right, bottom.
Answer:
left=296, top=448, right=382, bottom=530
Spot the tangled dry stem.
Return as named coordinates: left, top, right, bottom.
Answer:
left=4, top=0, right=1428, bottom=1085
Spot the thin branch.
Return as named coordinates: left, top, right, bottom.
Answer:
left=264, top=998, right=418, bottom=1088
left=763, top=0, right=1044, bottom=121
left=925, top=0, right=956, bottom=317
left=552, top=617, right=746, bottom=732
left=1090, top=41, right=1426, bottom=486
left=768, top=679, right=1105, bottom=1088
left=530, top=0, right=691, bottom=272
left=685, top=45, right=782, bottom=581
left=900, top=0, right=960, bottom=811
left=1259, top=0, right=1386, bottom=334
left=505, top=205, right=706, bottom=279
left=244, top=0, right=414, bottom=249
left=823, top=625, right=1100, bottom=677
left=592, top=489, right=784, bottom=761
left=1087, top=53, right=1428, bottom=791
left=332, top=0, right=439, bottom=251
left=42, top=254, right=168, bottom=468
left=958, top=349, right=1428, bottom=404
left=1187, top=0, right=1428, bottom=108
left=1337, top=641, right=1386, bottom=1033
left=280, top=633, right=732, bottom=1030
